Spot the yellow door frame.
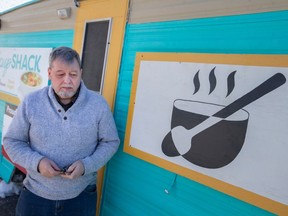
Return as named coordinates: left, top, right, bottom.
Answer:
left=73, top=0, right=129, bottom=214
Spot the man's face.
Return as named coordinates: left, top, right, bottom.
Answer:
left=48, top=58, right=82, bottom=103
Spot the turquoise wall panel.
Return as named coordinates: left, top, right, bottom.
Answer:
left=0, top=30, right=74, bottom=48
left=101, top=10, right=288, bottom=216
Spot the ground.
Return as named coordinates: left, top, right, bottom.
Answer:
left=0, top=194, right=18, bottom=215
left=0, top=169, right=24, bottom=215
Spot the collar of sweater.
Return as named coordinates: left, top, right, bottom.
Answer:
left=48, top=80, right=87, bottom=112
left=54, top=85, right=81, bottom=111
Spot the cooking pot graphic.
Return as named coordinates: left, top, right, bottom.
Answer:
left=162, top=73, right=286, bottom=168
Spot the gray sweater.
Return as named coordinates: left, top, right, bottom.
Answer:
left=3, top=82, right=120, bottom=200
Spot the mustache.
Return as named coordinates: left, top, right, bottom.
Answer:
left=60, top=85, right=73, bottom=88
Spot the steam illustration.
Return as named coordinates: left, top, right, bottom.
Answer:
left=193, top=67, right=237, bottom=97
left=227, top=71, right=236, bottom=97
left=162, top=69, right=286, bottom=169
left=193, top=70, right=200, bottom=95
left=208, top=67, right=216, bottom=94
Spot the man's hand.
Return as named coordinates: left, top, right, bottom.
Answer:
left=61, top=160, right=84, bottom=179
left=38, top=158, right=61, bottom=178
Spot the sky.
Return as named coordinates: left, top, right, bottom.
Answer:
left=0, top=0, right=36, bottom=14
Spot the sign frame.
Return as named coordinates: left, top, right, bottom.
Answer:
left=124, top=52, right=288, bottom=215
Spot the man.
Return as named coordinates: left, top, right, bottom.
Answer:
left=3, top=46, right=120, bottom=216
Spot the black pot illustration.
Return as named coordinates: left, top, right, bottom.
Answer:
left=162, top=100, right=249, bottom=168
left=162, top=73, right=286, bottom=168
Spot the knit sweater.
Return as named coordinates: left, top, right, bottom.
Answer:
left=3, top=82, right=120, bottom=200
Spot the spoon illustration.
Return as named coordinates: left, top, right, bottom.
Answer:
left=170, top=73, right=286, bottom=157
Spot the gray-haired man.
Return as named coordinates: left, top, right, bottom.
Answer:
left=4, top=46, right=120, bottom=216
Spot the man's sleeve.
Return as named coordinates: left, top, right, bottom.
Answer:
left=3, top=99, right=44, bottom=172
left=81, top=103, right=120, bottom=174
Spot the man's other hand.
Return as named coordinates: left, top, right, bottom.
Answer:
left=61, top=160, right=85, bottom=179
left=38, top=158, right=61, bottom=178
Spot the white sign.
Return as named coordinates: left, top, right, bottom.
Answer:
left=0, top=47, right=51, bottom=100
left=1, top=103, right=17, bottom=146
left=129, top=60, right=288, bottom=206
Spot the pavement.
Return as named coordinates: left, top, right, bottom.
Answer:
left=0, top=169, right=24, bottom=216
left=0, top=194, right=18, bottom=215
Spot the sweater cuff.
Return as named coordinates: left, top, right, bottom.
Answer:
left=30, top=154, right=45, bottom=172
left=81, top=158, right=94, bottom=175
